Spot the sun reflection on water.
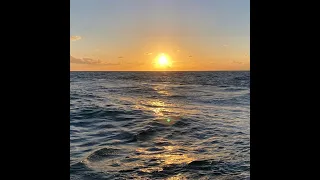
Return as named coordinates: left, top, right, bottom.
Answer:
left=166, top=174, right=188, bottom=180
left=133, top=98, right=185, bottom=125
left=135, top=144, right=196, bottom=167
left=82, top=85, right=213, bottom=175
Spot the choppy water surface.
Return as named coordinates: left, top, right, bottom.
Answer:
left=70, top=71, right=250, bottom=180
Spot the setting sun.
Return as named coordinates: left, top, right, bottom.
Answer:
left=156, top=53, right=172, bottom=68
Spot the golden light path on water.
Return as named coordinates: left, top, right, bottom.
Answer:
left=83, top=84, right=229, bottom=180
left=71, top=71, right=250, bottom=179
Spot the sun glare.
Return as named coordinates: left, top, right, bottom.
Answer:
left=156, top=53, right=171, bottom=68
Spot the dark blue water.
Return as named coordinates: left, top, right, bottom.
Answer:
left=70, top=71, right=250, bottom=180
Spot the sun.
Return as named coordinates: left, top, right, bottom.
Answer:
left=159, top=55, right=169, bottom=66
left=156, top=53, right=172, bottom=68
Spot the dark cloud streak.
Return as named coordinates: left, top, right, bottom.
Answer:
left=70, top=56, right=120, bottom=66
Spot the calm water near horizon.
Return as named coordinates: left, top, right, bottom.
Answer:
left=70, top=71, right=250, bottom=179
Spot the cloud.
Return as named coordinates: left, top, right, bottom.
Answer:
left=144, top=52, right=153, bottom=55
left=70, top=56, right=120, bottom=65
left=70, top=56, right=101, bottom=64
left=103, top=62, right=121, bottom=66
left=233, top=60, right=244, bottom=64
left=70, top=36, right=82, bottom=41
left=124, top=61, right=145, bottom=66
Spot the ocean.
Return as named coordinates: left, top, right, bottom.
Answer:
left=70, top=71, right=250, bottom=180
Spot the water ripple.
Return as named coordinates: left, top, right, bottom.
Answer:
left=70, top=71, right=250, bottom=179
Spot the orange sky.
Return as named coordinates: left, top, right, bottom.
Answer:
left=70, top=0, right=250, bottom=71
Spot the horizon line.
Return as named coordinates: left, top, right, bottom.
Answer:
left=70, top=70, right=250, bottom=72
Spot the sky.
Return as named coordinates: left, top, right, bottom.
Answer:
left=70, top=0, right=250, bottom=71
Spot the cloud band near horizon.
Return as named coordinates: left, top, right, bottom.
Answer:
left=70, top=36, right=82, bottom=41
